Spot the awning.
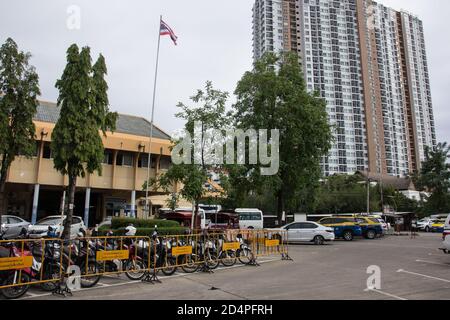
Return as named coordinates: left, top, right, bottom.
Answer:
left=138, top=195, right=192, bottom=208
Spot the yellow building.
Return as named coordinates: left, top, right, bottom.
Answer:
left=2, top=101, right=175, bottom=226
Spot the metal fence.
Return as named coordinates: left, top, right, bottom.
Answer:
left=0, top=229, right=291, bottom=298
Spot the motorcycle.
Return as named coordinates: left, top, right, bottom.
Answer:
left=236, top=233, right=255, bottom=265
left=0, top=228, right=30, bottom=299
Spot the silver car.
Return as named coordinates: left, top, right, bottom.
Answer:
left=0, top=215, right=31, bottom=239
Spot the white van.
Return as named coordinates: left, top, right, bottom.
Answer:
left=235, top=209, right=264, bottom=229
left=441, top=214, right=450, bottom=253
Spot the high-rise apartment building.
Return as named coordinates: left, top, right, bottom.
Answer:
left=252, top=0, right=436, bottom=177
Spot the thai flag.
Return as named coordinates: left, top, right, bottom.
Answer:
left=160, top=19, right=178, bottom=45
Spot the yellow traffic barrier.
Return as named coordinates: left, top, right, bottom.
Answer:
left=0, top=238, right=64, bottom=297
left=63, top=236, right=152, bottom=285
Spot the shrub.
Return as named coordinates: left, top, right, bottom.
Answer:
left=111, top=218, right=179, bottom=230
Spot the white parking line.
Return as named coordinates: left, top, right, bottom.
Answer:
left=415, top=259, right=450, bottom=267
left=397, top=269, right=450, bottom=283
left=365, top=288, right=407, bottom=300
left=19, top=258, right=280, bottom=300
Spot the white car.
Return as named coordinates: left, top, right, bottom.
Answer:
left=441, top=215, right=450, bottom=254
left=28, top=215, right=86, bottom=239
left=1, top=215, right=31, bottom=239
left=276, top=221, right=335, bottom=245
left=417, top=217, right=437, bottom=232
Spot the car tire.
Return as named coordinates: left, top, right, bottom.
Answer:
left=313, top=236, right=325, bottom=245
left=366, top=230, right=376, bottom=240
left=343, top=231, right=353, bottom=241
left=425, top=226, right=430, bottom=233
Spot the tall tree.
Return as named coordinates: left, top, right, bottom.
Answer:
left=415, top=142, right=450, bottom=214
left=231, top=52, right=333, bottom=224
left=148, top=81, right=229, bottom=229
left=0, top=38, right=40, bottom=222
left=52, top=44, right=117, bottom=239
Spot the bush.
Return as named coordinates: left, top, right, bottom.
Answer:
left=111, top=218, right=179, bottom=229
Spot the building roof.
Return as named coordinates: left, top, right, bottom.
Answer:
left=35, top=101, right=171, bottom=140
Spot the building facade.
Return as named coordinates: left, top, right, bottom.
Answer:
left=252, top=0, right=436, bottom=177
left=2, top=101, right=176, bottom=227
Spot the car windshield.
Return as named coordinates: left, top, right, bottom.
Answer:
left=1, top=216, right=6, bottom=223
left=36, top=217, right=63, bottom=225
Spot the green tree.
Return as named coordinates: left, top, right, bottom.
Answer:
left=52, top=44, right=117, bottom=239
left=230, top=52, right=332, bottom=223
left=148, top=81, right=229, bottom=229
left=415, top=142, right=450, bottom=214
left=0, top=38, right=40, bottom=222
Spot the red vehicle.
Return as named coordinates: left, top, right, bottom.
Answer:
left=209, top=211, right=239, bottom=230
left=165, top=210, right=201, bottom=229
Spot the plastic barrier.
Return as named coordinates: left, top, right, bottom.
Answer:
left=0, top=238, right=64, bottom=298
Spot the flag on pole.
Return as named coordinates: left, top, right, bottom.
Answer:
left=160, top=19, right=178, bottom=45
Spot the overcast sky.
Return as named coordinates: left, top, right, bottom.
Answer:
left=1, top=0, right=449, bottom=143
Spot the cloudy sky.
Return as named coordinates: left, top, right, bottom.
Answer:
left=1, top=0, right=449, bottom=143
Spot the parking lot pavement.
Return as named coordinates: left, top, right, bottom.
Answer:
left=16, top=233, right=450, bottom=300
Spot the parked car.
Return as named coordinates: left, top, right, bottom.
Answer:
left=28, top=215, right=86, bottom=239
left=417, top=217, right=437, bottom=232
left=441, top=215, right=450, bottom=253
left=0, top=215, right=30, bottom=239
left=355, top=216, right=384, bottom=239
left=317, top=217, right=363, bottom=241
left=276, top=221, right=335, bottom=245
left=431, top=218, right=446, bottom=233
left=235, top=209, right=264, bottom=229
left=97, top=217, right=112, bottom=229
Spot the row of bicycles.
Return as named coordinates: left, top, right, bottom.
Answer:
left=0, top=226, right=256, bottom=299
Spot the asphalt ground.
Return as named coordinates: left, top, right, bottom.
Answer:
left=7, top=232, right=450, bottom=300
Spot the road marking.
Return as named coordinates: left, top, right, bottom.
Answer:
left=365, top=288, right=407, bottom=300
left=19, top=258, right=280, bottom=300
left=397, top=269, right=450, bottom=283
left=24, top=291, right=40, bottom=297
left=415, top=259, right=450, bottom=267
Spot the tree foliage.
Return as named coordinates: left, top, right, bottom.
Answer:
left=228, top=52, right=333, bottom=222
left=148, top=81, right=229, bottom=228
left=414, top=142, right=450, bottom=214
left=52, top=44, right=117, bottom=238
left=0, top=38, right=40, bottom=221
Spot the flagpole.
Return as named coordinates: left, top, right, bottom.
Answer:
left=144, top=15, right=162, bottom=219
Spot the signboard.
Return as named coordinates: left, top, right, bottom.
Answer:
left=96, top=250, right=129, bottom=261
left=265, top=239, right=280, bottom=247
left=172, top=246, right=193, bottom=256
left=222, top=242, right=240, bottom=251
left=0, top=256, right=33, bottom=271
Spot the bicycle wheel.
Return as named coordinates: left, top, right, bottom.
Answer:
left=206, top=252, right=220, bottom=270
left=125, top=259, right=147, bottom=280
left=221, top=250, right=237, bottom=267
left=79, top=260, right=102, bottom=288
left=237, top=248, right=254, bottom=265
left=181, top=254, right=199, bottom=273
left=161, top=257, right=177, bottom=276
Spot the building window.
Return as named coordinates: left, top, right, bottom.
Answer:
left=116, top=152, right=134, bottom=167
left=42, top=142, right=52, bottom=159
left=159, top=156, right=172, bottom=170
left=103, top=149, right=114, bottom=165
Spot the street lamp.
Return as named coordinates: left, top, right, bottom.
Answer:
left=357, top=177, right=372, bottom=215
